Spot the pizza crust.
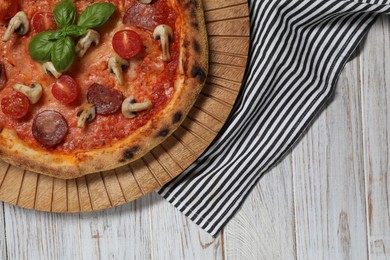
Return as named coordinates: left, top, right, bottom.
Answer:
left=0, top=0, right=208, bottom=179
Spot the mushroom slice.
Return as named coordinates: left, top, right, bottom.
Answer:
left=153, top=25, right=173, bottom=61
left=138, top=0, right=153, bottom=3
left=122, top=97, right=153, bottom=119
left=2, top=11, right=30, bottom=42
left=77, top=104, right=96, bottom=128
left=76, top=29, right=100, bottom=58
left=108, top=56, right=129, bottom=85
left=13, top=83, right=43, bottom=104
left=42, top=62, right=62, bottom=78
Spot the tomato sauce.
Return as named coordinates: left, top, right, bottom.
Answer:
left=0, top=0, right=179, bottom=153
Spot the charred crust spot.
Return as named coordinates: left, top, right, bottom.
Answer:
left=120, top=146, right=140, bottom=163
left=191, top=66, right=206, bottom=84
left=193, top=40, right=201, bottom=53
left=185, top=0, right=199, bottom=8
left=191, top=22, right=199, bottom=29
left=173, top=112, right=183, bottom=124
left=183, top=40, right=190, bottom=48
left=183, top=1, right=199, bottom=22
left=158, top=128, right=170, bottom=137
left=184, top=1, right=196, bottom=10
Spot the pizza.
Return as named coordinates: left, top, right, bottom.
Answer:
left=0, top=0, right=208, bottom=179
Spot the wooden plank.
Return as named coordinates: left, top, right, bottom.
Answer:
left=85, top=174, right=112, bottom=210
left=207, top=18, right=250, bottom=37
left=203, top=0, right=247, bottom=11
left=181, top=117, right=217, bottom=143
left=3, top=197, right=151, bottom=260
left=2, top=192, right=222, bottom=260
left=77, top=199, right=152, bottom=260
left=223, top=158, right=296, bottom=259
left=210, top=52, right=248, bottom=68
left=52, top=179, right=67, bottom=212
left=292, top=48, right=368, bottom=259
left=188, top=107, right=224, bottom=133
left=115, top=165, right=144, bottom=202
left=360, top=16, right=390, bottom=258
left=101, top=170, right=126, bottom=207
left=35, top=175, right=54, bottom=212
left=0, top=161, right=9, bottom=260
left=149, top=192, right=224, bottom=260
left=18, top=171, right=38, bottom=209
left=205, top=3, right=248, bottom=22
left=76, top=176, right=93, bottom=212
left=3, top=204, right=81, bottom=260
left=142, top=153, right=173, bottom=185
left=151, top=145, right=183, bottom=179
left=160, top=135, right=198, bottom=170
left=67, top=179, right=80, bottom=212
left=209, top=64, right=247, bottom=84
left=0, top=166, right=24, bottom=205
left=209, top=37, right=250, bottom=56
left=195, top=93, right=234, bottom=122
left=129, top=157, right=161, bottom=193
left=173, top=126, right=209, bottom=156
left=0, top=203, right=6, bottom=260
left=207, top=76, right=243, bottom=93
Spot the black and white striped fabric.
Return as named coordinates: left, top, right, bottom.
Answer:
left=158, top=0, right=390, bottom=236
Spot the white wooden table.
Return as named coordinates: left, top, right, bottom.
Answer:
left=1, top=15, right=389, bottom=260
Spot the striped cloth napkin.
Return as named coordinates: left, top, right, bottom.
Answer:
left=159, top=0, right=390, bottom=237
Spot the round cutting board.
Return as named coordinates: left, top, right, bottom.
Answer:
left=0, top=0, right=250, bottom=212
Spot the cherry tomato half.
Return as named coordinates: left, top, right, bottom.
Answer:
left=32, top=12, right=57, bottom=33
left=52, top=75, right=80, bottom=104
left=1, top=92, right=30, bottom=119
left=0, top=0, right=18, bottom=23
left=112, top=30, right=144, bottom=59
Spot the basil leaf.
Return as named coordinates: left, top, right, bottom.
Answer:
left=62, top=25, right=87, bottom=37
left=29, top=31, right=56, bottom=62
left=77, top=2, right=116, bottom=29
left=54, top=0, right=76, bottom=28
left=51, top=37, right=76, bottom=72
left=49, top=29, right=65, bottom=40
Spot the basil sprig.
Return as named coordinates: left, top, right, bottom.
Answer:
left=29, top=0, right=116, bottom=73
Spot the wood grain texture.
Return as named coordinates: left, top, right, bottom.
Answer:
left=292, top=50, right=368, bottom=259
left=224, top=158, right=297, bottom=260
left=360, top=16, right=390, bottom=259
left=3, top=198, right=152, bottom=260
left=0, top=202, right=6, bottom=260
left=0, top=0, right=250, bottom=213
left=149, top=193, right=224, bottom=260
left=2, top=193, right=224, bottom=260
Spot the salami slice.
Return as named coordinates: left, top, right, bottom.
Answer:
left=87, top=83, right=123, bottom=115
left=32, top=110, right=68, bottom=148
left=123, top=0, right=177, bottom=31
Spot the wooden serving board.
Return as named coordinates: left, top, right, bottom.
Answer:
left=0, top=0, right=250, bottom=212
